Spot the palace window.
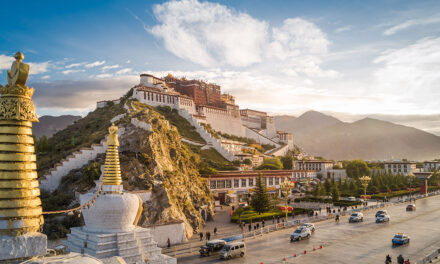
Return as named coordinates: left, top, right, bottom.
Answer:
left=225, top=180, right=231, bottom=188
left=210, top=181, right=216, bottom=189
left=234, top=179, right=239, bottom=188
left=241, top=179, right=247, bottom=187
left=249, top=179, right=253, bottom=186
left=217, top=180, right=225, bottom=189
left=269, top=177, right=273, bottom=186
left=275, top=177, right=279, bottom=185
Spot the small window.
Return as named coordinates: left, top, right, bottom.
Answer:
left=240, top=244, right=244, bottom=248
left=234, top=246, right=239, bottom=250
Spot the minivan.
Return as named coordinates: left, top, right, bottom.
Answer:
left=219, top=241, right=246, bottom=259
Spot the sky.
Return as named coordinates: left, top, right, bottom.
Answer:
left=1, top=0, right=440, bottom=134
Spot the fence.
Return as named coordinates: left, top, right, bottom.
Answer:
left=161, top=215, right=330, bottom=257
left=419, top=248, right=440, bottom=264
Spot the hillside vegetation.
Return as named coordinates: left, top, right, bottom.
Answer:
left=36, top=101, right=126, bottom=177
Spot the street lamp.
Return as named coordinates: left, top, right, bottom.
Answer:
left=359, top=176, right=371, bottom=206
left=280, top=178, right=295, bottom=223
left=406, top=173, right=416, bottom=201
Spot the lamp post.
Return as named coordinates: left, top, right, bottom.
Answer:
left=280, top=179, right=295, bottom=223
left=359, top=176, right=371, bottom=206
left=406, top=173, right=416, bottom=202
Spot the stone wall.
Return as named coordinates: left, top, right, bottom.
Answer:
left=244, top=127, right=280, bottom=147
left=147, top=222, right=187, bottom=247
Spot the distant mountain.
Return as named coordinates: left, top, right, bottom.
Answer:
left=33, top=115, right=81, bottom=138
left=274, top=111, right=440, bottom=161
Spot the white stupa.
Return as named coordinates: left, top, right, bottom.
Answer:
left=65, top=124, right=176, bottom=264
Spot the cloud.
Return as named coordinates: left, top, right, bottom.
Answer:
left=0, top=55, right=14, bottom=70
left=116, top=68, right=132, bottom=75
left=62, top=69, right=86, bottom=75
left=31, top=76, right=138, bottom=109
left=149, top=0, right=336, bottom=80
left=150, top=0, right=268, bottom=67
left=94, top=73, right=113, bottom=79
left=335, top=25, right=353, bottom=33
left=383, top=15, right=440, bottom=36
left=65, top=63, right=84, bottom=69
left=101, top=64, right=120, bottom=71
left=85, top=60, right=106, bottom=68
left=40, top=75, right=50, bottom=80
left=372, top=37, right=440, bottom=114
left=0, top=54, right=49, bottom=75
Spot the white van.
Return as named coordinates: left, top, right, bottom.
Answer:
left=219, top=241, right=246, bottom=259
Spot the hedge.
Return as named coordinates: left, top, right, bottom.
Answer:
left=231, top=207, right=313, bottom=223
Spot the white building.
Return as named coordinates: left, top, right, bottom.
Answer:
left=384, top=161, right=417, bottom=176
left=294, top=160, right=334, bottom=176
left=424, top=161, right=440, bottom=172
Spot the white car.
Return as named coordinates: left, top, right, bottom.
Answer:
left=347, top=196, right=356, bottom=201
left=376, top=214, right=390, bottom=223
left=349, top=212, right=364, bottom=223
left=290, top=227, right=311, bottom=241
left=300, top=223, right=315, bottom=232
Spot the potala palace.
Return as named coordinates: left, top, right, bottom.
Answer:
left=104, top=73, right=294, bottom=161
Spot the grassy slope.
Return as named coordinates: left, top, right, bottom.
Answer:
left=37, top=102, right=126, bottom=176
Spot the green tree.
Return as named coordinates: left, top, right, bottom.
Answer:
left=280, top=155, right=293, bottom=170
left=250, top=174, right=271, bottom=214
left=243, top=158, right=252, bottom=165
left=342, top=177, right=349, bottom=192
left=324, top=178, right=332, bottom=194
left=331, top=185, right=340, bottom=202
left=345, top=160, right=370, bottom=179
left=256, top=157, right=283, bottom=170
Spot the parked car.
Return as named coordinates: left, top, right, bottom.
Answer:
left=347, top=196, right=356, bottom=201
left=199, top=239, right=226, bottom=256
left=375, top=214, right=390, bottom=223
left=219, top=242, right=246, bottom=259
left=375, top=210, right=388, bottom=217
left=349, top=212, right=364, bottom=223
left=392, top=233, right=410, bottom=246
left=290, top=227, right=311, bottom=241
left=406, top=204, right=416, bottom=211
left=300, top=223, right=315, bottom=232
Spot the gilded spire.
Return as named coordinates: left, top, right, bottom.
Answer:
left=102, top=123, right=122, bottom=185
left=0, top=52, right=43, bottom=236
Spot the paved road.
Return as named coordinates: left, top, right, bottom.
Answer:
left=179, top=195, right=440, bottom=264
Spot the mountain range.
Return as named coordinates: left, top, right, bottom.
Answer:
left=274, top=111, right=440, bottom=161
left=33, top=115, right=81, bottom=138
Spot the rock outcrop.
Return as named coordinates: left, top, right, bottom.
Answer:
left=117, top=106, right=214, bottom=237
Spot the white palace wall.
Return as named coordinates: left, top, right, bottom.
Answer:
left=147, top=222, right=187, bottom=247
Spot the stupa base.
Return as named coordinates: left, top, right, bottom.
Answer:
left=65, top=226, right=175, bottom=264
left=0, top=232, right=47, bottom=261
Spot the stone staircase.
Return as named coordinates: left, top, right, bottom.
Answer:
left=39, top=127, right=126, bottom=192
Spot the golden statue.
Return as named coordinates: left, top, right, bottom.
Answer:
left=102, top=123, right=122, bottom=185
left=0, top=51, right=43, bottom=238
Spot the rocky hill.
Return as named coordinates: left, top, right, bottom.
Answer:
left=274, top=111, right=440, bottom=161
left=33, top=115, right=81, bottom=138
left=40, top=97, right=213, bottom=237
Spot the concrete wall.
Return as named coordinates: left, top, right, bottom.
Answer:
left=148, top=222, right=187, bottom=247
left=200, top=108, right=244, bottom=137
left=244, top=127, right=280, bottom=147
left=266, top=144, right=289, bottom=157
left=178, top=109, right=235, bottom=161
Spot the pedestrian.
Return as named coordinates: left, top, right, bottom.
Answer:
left=232, top=205, right=235, bottom=211
left=397, top=254, right=404, bottom=264
left=315, top=212, right=318, bottom=217
left=167, top=238, right=171, bottom=248
left=272, top=216, right=275, bottom=224
left=319, top=207, right=322, bottom=214
left=404, top=259, right=410, bottom=264
left=199, top=232, right=203, bottom=241
left=230, top=209, right=233, bottom=217
left=254, top=225, right=257, bottom=230
left=257, top=223, right=260, bottom=229
left=277, top=217, right=280, bottom=223
left=292, top=212, right=295, bottom=219
left=248, top=224, right=252, bottom=232
left=206, top=232, right=211, bottom=241
left=240, top=224, right=244, bottom=233
left=262, top=220, right=265, bottom=227
left=214, top=227, right=217, bottom=236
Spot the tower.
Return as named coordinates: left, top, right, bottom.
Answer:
left=0, top=52, right=47, bottom=260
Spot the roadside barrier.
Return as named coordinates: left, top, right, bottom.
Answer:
left=418, top=248, right=440, bottom=264
left=162, top=191, right=440, bottom=258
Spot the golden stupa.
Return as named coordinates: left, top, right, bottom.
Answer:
left=102, top=123, right=122, bottom=185
left=0, top=52, right=46, bottom=260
